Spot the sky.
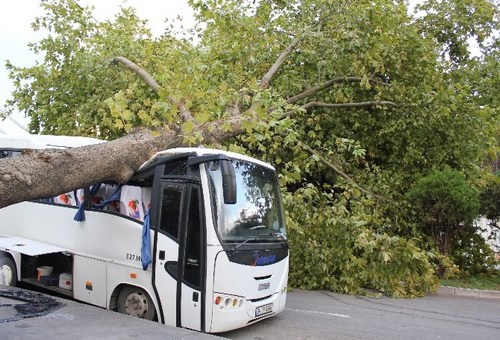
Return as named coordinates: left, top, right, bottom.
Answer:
left=0, top=0, right=195, bottom=133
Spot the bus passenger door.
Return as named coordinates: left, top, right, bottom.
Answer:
left=153, top=181, right=183, bottom=327
left=153, top=180, right=205, bottom=331
left=179, top=185, right=205, bottom=331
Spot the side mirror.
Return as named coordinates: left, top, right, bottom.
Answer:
left=187, top=154, right=237, bottom=204
left=220, top=159, right=237, bottom=204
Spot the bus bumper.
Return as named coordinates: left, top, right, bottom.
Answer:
left=209, top=287, right=287, bottom=333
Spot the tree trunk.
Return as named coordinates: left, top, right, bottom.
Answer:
left=0, top=129, right=178, bottom=209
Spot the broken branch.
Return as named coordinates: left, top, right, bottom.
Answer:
left=111, top=56, right=195, bottom=123
left=260, top=35, right=302, bottom=89
left=111, top=57, right=161, bottom=92
left=287, top=77, right=389, bottom=104
left=281, top=100, right=399, bottom=118
left=301, top=100, right=399, bottom=110
left=300, top=143, right=387, bottom=201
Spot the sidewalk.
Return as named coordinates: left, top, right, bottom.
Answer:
left=438, top=285, right=500, bottom=300
left=0, top=286, right=223, bottom=340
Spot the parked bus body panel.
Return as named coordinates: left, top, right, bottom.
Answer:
left=0, top=202, right=157, bottom=309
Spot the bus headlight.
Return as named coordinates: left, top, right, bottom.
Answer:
left=214, top=294, right=244, bottom=310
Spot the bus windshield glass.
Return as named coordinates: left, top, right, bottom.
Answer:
left=207, top=160, right=286, bottom=243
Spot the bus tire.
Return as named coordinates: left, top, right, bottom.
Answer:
left=0, top=255, right=17, bottom=287
left=117, top=285, right=156, bottom=321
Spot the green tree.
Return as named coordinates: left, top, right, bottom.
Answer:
left=1, top=0, right=498, bottom=296
left=480, top=176, right=500, bottom=219
left=416, top=0, right=498, bottom=64
left=286, top=185, right=437, bottom=297
left=406, top=168, right=480, bottom=257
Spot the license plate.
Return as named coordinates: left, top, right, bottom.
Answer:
left=255, top=303, right=273, bottom=317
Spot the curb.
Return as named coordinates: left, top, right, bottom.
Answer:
left=438, top=285, right=500, bottom=300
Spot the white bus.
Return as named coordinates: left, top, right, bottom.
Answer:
left=0, top=135, right=289, bottom=333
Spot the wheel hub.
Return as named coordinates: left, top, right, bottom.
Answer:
left=0, top=265, right=13, bottom=285
left=124, top=291, right=149, bottom=318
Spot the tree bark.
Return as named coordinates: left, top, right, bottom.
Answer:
left=260, top=35, right=302, bottom=89
left=0, top=112, right=253, bottom=209
left=111, top=57, right=161, bottom=92
left=0, top=130, right=173, bottom=208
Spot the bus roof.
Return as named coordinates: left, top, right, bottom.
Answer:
left=139, top=147, right=275, bottom=171
left=0, top=134, right=104, bottom=150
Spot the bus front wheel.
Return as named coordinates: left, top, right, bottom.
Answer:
left=117, top=285, right=156, bottom=321
left=0, top=256, right=17, bottom=286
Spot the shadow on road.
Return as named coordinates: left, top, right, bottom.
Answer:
left=0, top=287, right=65, bottom=323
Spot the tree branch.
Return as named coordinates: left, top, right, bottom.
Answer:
left=111, top=56, right=195, bottom=123
left=300, top=143, right=387, bottom=201
left=249, top=32, right=301, bottom=115
left=0, top=114, right=252, bottom=209
left=286, top=77, right=389, bottom=104
left=301, top=100, right=399, bottom=110
left=0, top=129, right=177, bottom=208
left=111, top=57, right=161, bottom=92
left=260, top=14, right=334, bottom=89
left=260, top=35, right=302, bottom=89
left=281, top=100, right=399, bottom=118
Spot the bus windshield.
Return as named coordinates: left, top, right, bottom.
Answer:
left=207, top=159, right=286, bottom=243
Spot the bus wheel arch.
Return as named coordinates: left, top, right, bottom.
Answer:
left=0, top=253, right=18, bottom=286
left=115, top=284, right=157, bottom=321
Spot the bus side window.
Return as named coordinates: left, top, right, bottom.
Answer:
left=53, top=191, right=77, bottom=206
left=119, top=185, right=145, bottom=221
left=160, top=184, right=182, bottom=239
left=142, top=187, right=152, bottom=212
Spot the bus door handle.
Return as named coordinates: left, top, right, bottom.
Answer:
left=159, top=250, right=165, bottom=260
left=193, top=292, right=199, bottom=302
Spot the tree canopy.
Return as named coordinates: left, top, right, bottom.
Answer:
left=2, top=0, right=499, bottom=296
left=407, top=168, right=480, bottom=256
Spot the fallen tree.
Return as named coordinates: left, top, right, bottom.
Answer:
left=0, top=42, right=393, bottom=209
left=3, top=0, right=495, bottom=296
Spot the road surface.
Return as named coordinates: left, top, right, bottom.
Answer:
left=219, top=289, right=500, bottom=339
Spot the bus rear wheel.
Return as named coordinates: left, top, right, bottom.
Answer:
left=117, top=286, right=156, bottom=321
left=0, top=256, right=17, bottom=286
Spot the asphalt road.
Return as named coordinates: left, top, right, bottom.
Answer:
left=218, top=289, right=500, bottom=340
left=1, top=285, right=498, bottom=339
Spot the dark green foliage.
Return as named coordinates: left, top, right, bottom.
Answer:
left=452, top=230, right=497, bottom=275
left=285, top=186, right=438, bottom=297
left=480, top=176, right=500, bottom=222
left=407, top=168, right=480, bottom=258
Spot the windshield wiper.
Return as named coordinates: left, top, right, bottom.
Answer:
left=226, top=233, right=286, bottom=255
left=253, top=231, right=287, bottom=241
left=227, top=237, right=259, bottom=255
